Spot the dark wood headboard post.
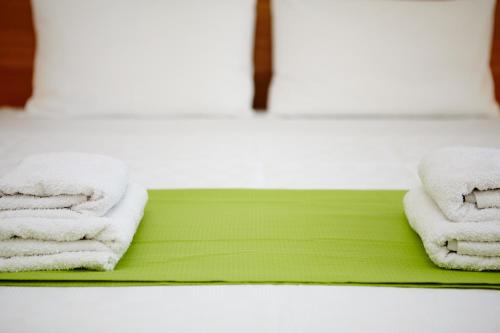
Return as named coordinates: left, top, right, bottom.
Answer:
left=0, top=0, right=35, bottom=107
left=253, top=0, right=272, bottom=111
left=491, top=0, right=500, bottom=103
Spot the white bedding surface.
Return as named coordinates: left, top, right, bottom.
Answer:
left=1, top=110, right=500, bottom=332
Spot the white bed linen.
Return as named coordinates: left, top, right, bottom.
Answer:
left=1, top=109, right=500, bottom=333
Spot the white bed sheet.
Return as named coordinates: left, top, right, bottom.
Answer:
left=1, top=110, right=500, bottom=333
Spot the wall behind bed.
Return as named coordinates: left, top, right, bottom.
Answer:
left=0, top=0, right=498, bottom=111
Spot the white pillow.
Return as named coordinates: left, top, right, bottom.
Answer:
left=28, top=0, right=255, bottom=116
left=270, top=0, right=499, bottom=116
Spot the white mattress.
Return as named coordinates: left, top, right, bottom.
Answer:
left=1, top=110, right=500, bottom=333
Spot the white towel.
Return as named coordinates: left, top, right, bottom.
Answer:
left=404, top=187, right=500, bottom=271
left=418, top=146, right=500, bottom=222
left=0, top=183, right=148, bottom=272
left=0, top=152, right=129, bottom=217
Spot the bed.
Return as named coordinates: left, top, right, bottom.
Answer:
left=2, top=0, right=500, bottom=331
left=1, top=109, right=500, bottom=332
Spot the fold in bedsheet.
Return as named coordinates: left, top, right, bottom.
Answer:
left=0, top=190, right=499, bottom=288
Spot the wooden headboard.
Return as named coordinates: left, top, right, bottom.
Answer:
left=0, top=0, right=499, bottom=110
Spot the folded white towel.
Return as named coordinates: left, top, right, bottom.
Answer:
left=418, top=146, right=500, bottom=222
left=404, top=187, right=500, bottom=271
left=0, top=152, right=129, bottom=217
left=0, top=183, right=148, bottom=272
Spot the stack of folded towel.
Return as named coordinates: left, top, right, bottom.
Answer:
left=0, top=153, right=148, bottom=272
left=404, top=146, right=500, bottom=271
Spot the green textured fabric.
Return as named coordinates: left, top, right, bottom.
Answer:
left=1, top=189, right=499, bottom=289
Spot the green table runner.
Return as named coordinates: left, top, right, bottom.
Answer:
left=1, top=190, right=499, bottom=288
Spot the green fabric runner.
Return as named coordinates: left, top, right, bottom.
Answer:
left=1, top=189, right=499, bottom=289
